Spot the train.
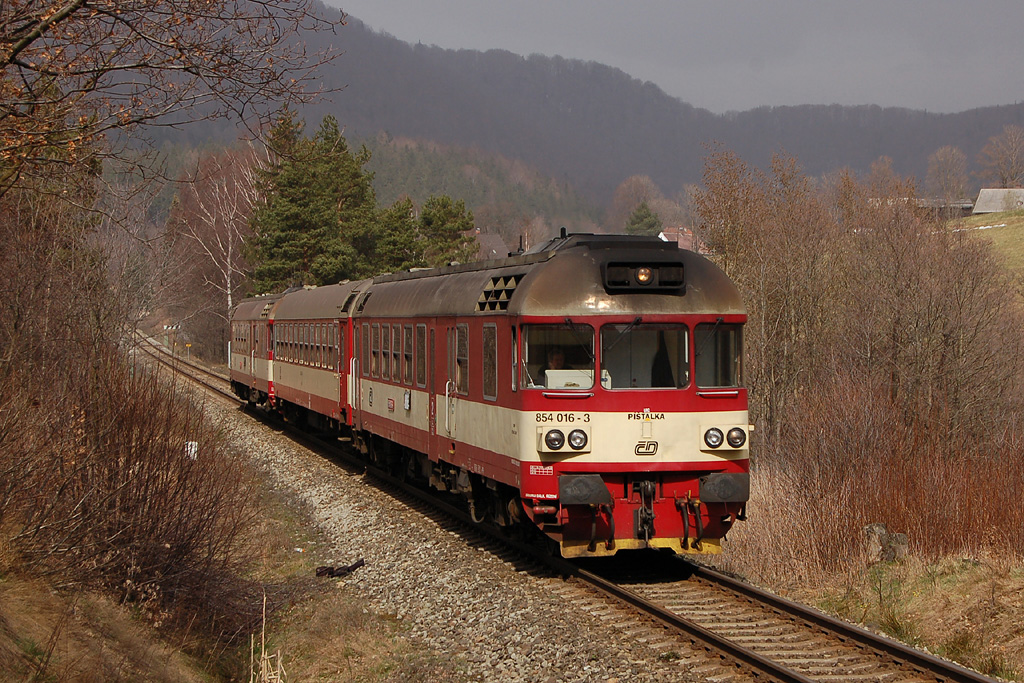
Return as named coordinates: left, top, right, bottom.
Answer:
left=229, top=232, right=750, bottom=558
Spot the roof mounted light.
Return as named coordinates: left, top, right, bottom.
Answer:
left=635, top=267, right=653, bottom=285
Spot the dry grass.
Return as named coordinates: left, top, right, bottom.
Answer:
left=714, top=458, right=1024, bottom=681
left=0, top=571, right=209, bottom=682
left=0, top=450, right=460, bottom=683
left=800, top=556, right=1024, bottom=680
left=952, top=209, right=1024, bottom=275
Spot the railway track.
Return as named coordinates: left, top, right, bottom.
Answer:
left=140, top=336, right=1000, bottom=683
left=579, top=555, right=998, bottom=683
left=133, top=335, right=239, bottom=402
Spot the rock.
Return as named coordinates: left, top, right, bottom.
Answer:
left=863, top=522, right=909, bottom=563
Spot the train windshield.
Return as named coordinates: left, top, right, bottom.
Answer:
left=520, top=324, right=595, bottom=389
left=600, top=323, right=689, bottom=389
left=694, top=322, right=743, bottom=388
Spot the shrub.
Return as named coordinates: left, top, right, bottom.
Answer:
left=2, top=348, right=261, bottom=639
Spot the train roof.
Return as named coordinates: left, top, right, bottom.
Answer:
left=359, top=233, right=744, bottom=318
left=270, top=280, right=370, bottom=320
left=230, top=293, right=284, bottom=322
left=231, top=234, right=744, bottom=323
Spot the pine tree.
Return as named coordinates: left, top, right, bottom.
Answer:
left=373, top=197, right=424, bottom=273
left=418, top=195, right=477, bottom=267
left=625, top=201, right=663, bottom=236
left=248, top=113, right=376, bottom=292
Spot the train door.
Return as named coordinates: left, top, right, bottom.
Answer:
left=249, top=322, right=257, bottom=385
left=351, top=323, right=362, bottom=429
left=445, top=322, right=468, bottom=440
left=335, top=318, right=345, bottom=423
left=428, top=326, right=436, bottom=438
left=445, top=325, right=457, bottom=439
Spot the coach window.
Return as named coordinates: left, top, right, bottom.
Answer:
left=600, top=323, right=689, bottom=390
left=333, top=325, right=340, bottom=371
left=318, top=324, right=324, bottom=368
left=392, top=325, right=401, bottom=383
left=326, top=325, right=334, bottom=370
left=381, top=323, right=391, bottom=380
left=511, top=328, right=518, bottom=392
left=309, top=324, right=315, bottom=366
left=339, top=327, right=346, bottom=370
left=403, top=325, right=413, bottom=385
left=319, top=324, right=325, bottom=368
left=361, top=324, right=370, bottom=376
left=695, top=322, right=743, bottom=388
left=318, top=324, right=324, bottom=367
left=520, top=323, right=594, bottom=389
left=456, top=323, right=469, bottom=395
left=371, top=323, right=380, bottom=378
left=415, top=324, right=426, bottom=387
left=483, top=324, right=497, bottom=400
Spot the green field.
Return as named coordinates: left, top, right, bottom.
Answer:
left=953, top=209, right=1024, bottom=275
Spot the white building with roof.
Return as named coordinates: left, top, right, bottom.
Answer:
left=973, top=188, right=1024, bottom=214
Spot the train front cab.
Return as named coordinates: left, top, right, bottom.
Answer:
left=516, top=315, right=750, bottom=558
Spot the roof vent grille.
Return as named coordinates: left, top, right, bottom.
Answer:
left=476, top=274, right=524, bottom=312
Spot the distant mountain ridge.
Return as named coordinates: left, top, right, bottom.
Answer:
left=294, top=7, right=1024, bottom=204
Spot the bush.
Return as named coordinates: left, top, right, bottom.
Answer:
left=1, top=348, right=261, bottom=639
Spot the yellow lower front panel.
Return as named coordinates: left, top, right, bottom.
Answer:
left=561, top=537, right=723, bottom=559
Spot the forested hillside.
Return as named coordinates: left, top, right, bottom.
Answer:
left=362, top=134, right=603, bottom=245
left=263, top=9, right=1024, bottom=205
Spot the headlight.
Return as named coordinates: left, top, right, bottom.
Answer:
left=568, top=429, right=588, bottom=450
left=704, top=428, right=724, bottom=448
left=727, top=427, right=747, bottom=448
left=545, top=429, right=565, bottom=450
left=635, top=267, right=653, bottom=285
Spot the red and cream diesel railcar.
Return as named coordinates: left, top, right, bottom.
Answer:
left=232, top=233, right=750, bottom=558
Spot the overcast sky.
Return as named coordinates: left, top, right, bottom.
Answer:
left=329, top=0, right=1023, bottom=114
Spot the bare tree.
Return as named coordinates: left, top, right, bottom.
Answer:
left=0, top=0, right=340, bottom=195
left=607, top=174, right=661, bottom=232
left=925, top=145, right=968, bottom=207
left=977, top=124, right=1024, bottom=188
left=162, top=145, right=265, bottom=359
left=171, top=146, right=264, bottom=317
